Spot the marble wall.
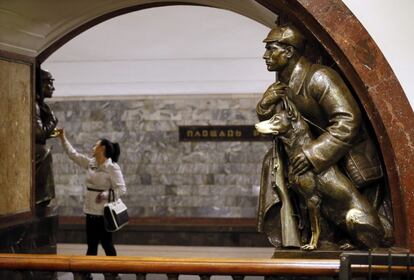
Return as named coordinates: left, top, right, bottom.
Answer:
left=50, top=94, right=270, bottom=218
left=0, top=59, right=31, bottom=216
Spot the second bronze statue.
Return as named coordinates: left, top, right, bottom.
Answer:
left=35, top=69, right=58, bottom=208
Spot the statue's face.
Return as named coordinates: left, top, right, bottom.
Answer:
left=41, top=71, right=55, bottom=98
left=263, top=42, right=291, bottom=72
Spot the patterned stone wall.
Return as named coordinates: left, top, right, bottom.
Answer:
left=49, top=94, right=270, bottom=218
left=0, top=59, right=31, bottom=216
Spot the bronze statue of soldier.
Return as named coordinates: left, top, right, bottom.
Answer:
left=256, top=94, right=385, bottom=250
left=256, top=24, right=392, bottom=250
left=35, top=69, right=58, bottom=209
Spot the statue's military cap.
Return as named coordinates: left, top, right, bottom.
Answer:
left=263, top=24, right=306, bottom=51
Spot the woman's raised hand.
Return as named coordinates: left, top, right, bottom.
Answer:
left=55, top=128, right=65, bottom=139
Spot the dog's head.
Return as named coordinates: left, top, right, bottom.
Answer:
left=255, top=111, right=292, bottom=136
left=255, top=97, right=300, bottom=136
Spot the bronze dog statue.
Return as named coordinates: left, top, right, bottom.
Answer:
left=255, top=98, right=384, bottom=250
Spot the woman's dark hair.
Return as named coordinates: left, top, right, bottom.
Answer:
left=100, top=138, right=120, bottom=163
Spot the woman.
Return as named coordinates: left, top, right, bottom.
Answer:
left=57, top=128, right=126, bottom=280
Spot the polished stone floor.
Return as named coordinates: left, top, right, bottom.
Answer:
left=57, top=244, right=274, bottom=280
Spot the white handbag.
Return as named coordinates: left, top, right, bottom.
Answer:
left=103, top=189, right=129, bottom=232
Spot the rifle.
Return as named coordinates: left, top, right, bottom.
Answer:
left=271, top=138, right=301, bottom=248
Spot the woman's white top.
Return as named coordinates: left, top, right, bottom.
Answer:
left=62, top=137, right=126, bottom=215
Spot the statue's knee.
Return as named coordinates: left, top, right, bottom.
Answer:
left=345, top=208, right=384, bottom=248
left=345, top=208, right=364, bottom=227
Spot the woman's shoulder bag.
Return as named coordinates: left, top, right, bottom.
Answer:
left=104, top=188, right=129, bottom=232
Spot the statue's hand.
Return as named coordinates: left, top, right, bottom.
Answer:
left=292, top=152, right=311, bottom=175
left=262, top=82, right=289, bottom=106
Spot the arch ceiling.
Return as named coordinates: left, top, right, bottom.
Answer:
left=0, top=0, right=275, bottom=58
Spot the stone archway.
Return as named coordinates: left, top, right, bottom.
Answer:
left=1, top=0, right=413, bottom=251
